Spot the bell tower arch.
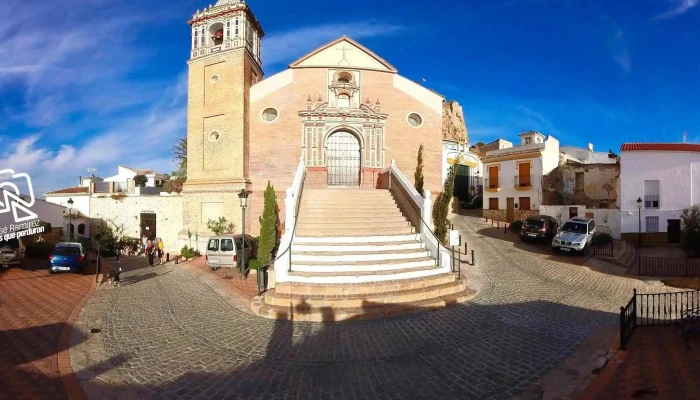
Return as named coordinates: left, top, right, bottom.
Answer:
left=183, top=0, right=264, bottom=233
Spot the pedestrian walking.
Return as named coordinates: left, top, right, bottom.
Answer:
left=146, top=240, right=155, bottom=266
left=141, top=235, right=148, bottom=257
left=116, top=237, right=124, bottom=263
left=156, top=238, right=164, bottom=265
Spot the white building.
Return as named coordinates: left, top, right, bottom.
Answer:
left=480, top=131, right=559, bottom=221
left=103, top=166, right=166, bottom=192
left=619, top=143, right=700, bottom=246
left=442, top=139, right=482, bottom=198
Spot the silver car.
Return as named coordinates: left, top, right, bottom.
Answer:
left=0, top=238, right=24, bottom=268
left=205, top=234, right=257, bottom=271
left=552, top=217, right=596, bottom=254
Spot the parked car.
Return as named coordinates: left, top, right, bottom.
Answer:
left=552, top=217, right=596, bottom=254
left=462, top=195, right=483, bottom=209
left=520, top=215, right=558, bottom=242
left=205, top=234, right=257, bottom=271
left=49, top=242, right=86, bottom=274
left=0, top=238, right=24, bottom=269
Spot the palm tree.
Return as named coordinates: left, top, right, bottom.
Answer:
left=173, top=137, right=187, bottom=173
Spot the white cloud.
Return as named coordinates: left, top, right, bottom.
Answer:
left=262, top=21, right=404, bottom=66
left=653, top=0, right=698, bottom=20
left=608, top=28, right=631, bottom=73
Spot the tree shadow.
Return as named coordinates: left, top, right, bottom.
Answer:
left=66, top=297, right=626, bottom=400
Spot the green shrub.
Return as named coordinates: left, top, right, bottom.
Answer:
left=180, top=246, right=196, bottom=259
left=510, top=220, right=523, bottom=231
left=594, top=233, right=613, bottom=246
left=681, top=205, right=700, bottom=257
left=257, top=181, right=279, bottom=265
left=432, top=166, right=456, bottom=245
left=207, top=217, right=235, bottom=235
left=248, top=259, right=264, bottom=270
left=26, top=242, right=55, bottom=258
left=134, top=174, right=147, bottom=187
left=414, top=144, right=425, bottom=197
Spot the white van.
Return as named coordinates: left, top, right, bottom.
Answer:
left=205, top=234, right=257, bottom=271
left=0, top=238, right=24, bottom=268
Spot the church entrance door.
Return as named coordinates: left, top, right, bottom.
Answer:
left=326, top=131, right=360, bottom=186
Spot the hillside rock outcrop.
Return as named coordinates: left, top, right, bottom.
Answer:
left=442, top=100, right=468, bottom=142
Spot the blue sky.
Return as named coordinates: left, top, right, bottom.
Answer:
left=1, top=0, right=699, bottom=195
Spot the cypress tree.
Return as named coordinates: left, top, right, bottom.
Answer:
left=256, top=181, right=278, bottom=266
left=414, top=144, right=425, bottom=197
left=432, top=165, right=456, bottom=245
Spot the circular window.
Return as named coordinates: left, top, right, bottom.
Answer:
left=208, top=131, right=220, bottom=142
left=407, top=113, right=423, bottom=127
left=262, top=108, right=278, bottom=122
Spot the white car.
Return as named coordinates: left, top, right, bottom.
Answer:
left=552, top=217, right=596, bottom=254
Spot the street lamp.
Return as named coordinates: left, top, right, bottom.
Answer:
left=637, top=197, right=643, bottom=248
left=67, top=198, right=74, bottom=242
left=238, top=189, right=249, bottom=280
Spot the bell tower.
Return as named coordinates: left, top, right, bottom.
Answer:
left=183, top=0, right=264, bottom=233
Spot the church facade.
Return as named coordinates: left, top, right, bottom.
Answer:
left=184, top=0, right=456, bottom=235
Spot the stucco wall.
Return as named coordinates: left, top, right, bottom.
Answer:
left=543, top=163, right=619, bottom=208
left=90, top=194, right=184, bottom=254
left=620, top=150, right=700, bottom=234
left=482, top=155, right=544, bottom=213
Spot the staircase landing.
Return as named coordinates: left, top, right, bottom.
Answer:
left=251, top=188, right=474, bottom=322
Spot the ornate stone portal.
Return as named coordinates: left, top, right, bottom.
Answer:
left=299, top=71, right=388, bottom=188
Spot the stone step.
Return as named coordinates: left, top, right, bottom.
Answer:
left=299, top=206, right=404, bottom=213
left=303, top=189, right=391, bottom=196
left=297, top=220, right=412, bottom=231
left=291, top=248, right=429, bottom=262
left=295, top=226, right=415, bottom=236
left=291, top=257, right=437, bottom=272
left=274, top=272, right=458, bottom=296
left=283, top=265, right=446, bottom=284
left=298, top=215, right=408, bottom=223
left=293, top=241, right=423, bottom=253
left=252, top=289, right=476, bottom=322
left=264, top=281, right=466, bottom=308
left=294, top=234, right=421, bottom=244
left=621, top=245, right=636, bottom=268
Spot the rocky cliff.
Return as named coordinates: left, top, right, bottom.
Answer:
left=442, top=100, right=468, bottom=142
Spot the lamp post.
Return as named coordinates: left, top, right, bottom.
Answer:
left=475, top=170, right=480, bottom=195
left=238, top=189, right=249, bottom=280
left=67, top=198, right=74, bottom=242
left=637, top=197, right=643, bottom=248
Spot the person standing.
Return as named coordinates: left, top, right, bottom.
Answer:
left=116, top=237, right=124, bottom=263
left=146, top=239, right=155, bottom=267
left=141, top=235, right=148, bottom=257
left=156, top=238, right=164, bottom=265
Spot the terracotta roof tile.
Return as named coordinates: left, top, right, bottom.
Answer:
left=45, top=187, right=89, bottom=195
left=620, top=143, right=700, bottom=152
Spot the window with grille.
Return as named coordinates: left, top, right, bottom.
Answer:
left=646, top=216, right=659, bottom=232
left=643, top=180, right=660, bottom=209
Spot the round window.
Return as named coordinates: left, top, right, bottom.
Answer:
left=208, top=131, right=220, bottom=142
left=407, top=113, right=423, bottom=127
left=262, top=108, right=278, bottom=122
left=210, top=74, right=219, bottom=83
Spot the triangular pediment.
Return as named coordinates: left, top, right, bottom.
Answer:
left=289, top=36, right=397, bottom=73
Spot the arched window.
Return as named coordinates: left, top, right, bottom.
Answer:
left=337, top=94, right=350, bottom=108
left=338, top=77, right=350, bottom=83
left=78, top=224, right=86, bottom=235
left=69, top=223, right=75, bottom=233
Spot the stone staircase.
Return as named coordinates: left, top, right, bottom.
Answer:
left=593, top=240, right=636, bottom=269
left=251, top=188, right=474, bottom=322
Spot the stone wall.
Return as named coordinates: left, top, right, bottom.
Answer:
left=621, top=232, right=670, bottom=247
left=90, top=194, right=184, bottom=255
left=543, top=162, right=619, bottom=208
left=442, top=100, right=467, bottom=142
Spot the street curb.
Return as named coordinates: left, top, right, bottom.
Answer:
left=57, top=275, right=97, bottom=400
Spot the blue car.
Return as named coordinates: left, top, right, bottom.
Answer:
left=49, top=242, right=86, bottom=274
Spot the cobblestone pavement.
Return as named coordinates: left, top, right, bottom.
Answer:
left=70, top=213, right=680, bottom=400
left=0, top=258, right=93, bottom=400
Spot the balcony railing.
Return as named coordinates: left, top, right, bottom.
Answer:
left=484, top=178, right=499, bottom=189
left=514, top=175, right=531, bottom=188
left=644, top=195, right=660, bottom=209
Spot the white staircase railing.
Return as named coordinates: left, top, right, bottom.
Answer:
left=273, top=156, right=307, bottom=283
left=381, top=160, right=452, bottom=271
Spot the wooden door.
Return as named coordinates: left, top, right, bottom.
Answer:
left=668, top=219, right=681, bottom=244
left=518, top=163, right=530, bottom=186
left=506, top=198, right=515, bottom=221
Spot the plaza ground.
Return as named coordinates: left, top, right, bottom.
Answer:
left=1, top=212, right=697, bottom=399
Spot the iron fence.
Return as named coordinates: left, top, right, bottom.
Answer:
left=639, top=255, right=700, bottom=277
left=484, top=178, right=499, bottom=189
left=514, top=175, right=531, bottom=188
left=619, top=289, right=700, bottom=349
left=592, top=234, right=614, bottom=257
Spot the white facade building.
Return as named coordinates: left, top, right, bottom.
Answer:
left=619, top=143, right=700, bottom=245
left=480, top=131, right=559, bottom=221
left=442, top=139, right=482, bottom=197
left=103, top=166, right=165, bottom=192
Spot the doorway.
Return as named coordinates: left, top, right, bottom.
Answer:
left=506, top=198, right=515, bottom=221
left=668, top=219, right=681, bottom=244
left=140, top=213, right=157, bottom=240
left=325, top=131, right=361, bottom=186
